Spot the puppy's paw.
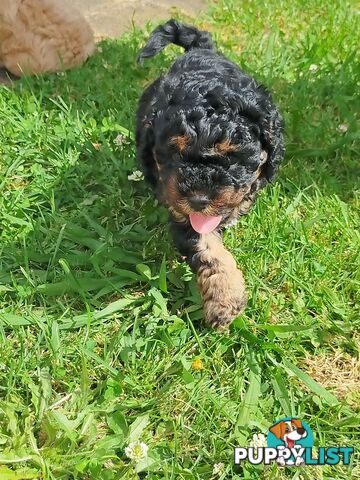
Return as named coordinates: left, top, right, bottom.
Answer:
left=195, top=233, right=247, bottom=330
left=199, top=267, right=247, bottom=330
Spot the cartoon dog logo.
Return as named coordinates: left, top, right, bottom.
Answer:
left=269, top=418, right=308, bottom=466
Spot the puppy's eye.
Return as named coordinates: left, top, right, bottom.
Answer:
left=285, top=427, right=290, bottom=433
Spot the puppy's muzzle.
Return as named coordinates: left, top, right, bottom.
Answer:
left=188, top=195, right=210, bottom=211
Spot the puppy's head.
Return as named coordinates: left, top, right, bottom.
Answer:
left=150, top=99, right=283, bottom=231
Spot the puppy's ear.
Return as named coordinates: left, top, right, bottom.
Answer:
left=269, top=421, right=285, bottom=439
left=136, top=120, right=158, bottom=187
left=259, top=107, right=285, bottom=183
left=232, top=89, right=284, bottom=188
left=136, top=77, right=164, bottom=187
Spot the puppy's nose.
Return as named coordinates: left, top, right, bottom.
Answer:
left=297, top=428, right=305, bottom=435
left=188, top=195, right=210, bottom=211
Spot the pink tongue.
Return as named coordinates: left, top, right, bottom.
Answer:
left=189, top=213, right=222, bottom=234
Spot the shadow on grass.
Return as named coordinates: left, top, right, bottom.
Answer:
left=0, top=36, right=186, bottom=316
left=275, top=52, right=359, bottom=200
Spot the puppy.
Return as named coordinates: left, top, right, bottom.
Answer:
left=0, top=0, right=95, bottom=76
left=136, top=20, right=284, bottom=329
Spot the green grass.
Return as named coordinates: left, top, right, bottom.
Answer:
left=0, top=0, right=359, bottom=478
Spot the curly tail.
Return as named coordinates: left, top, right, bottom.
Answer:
left=137, top=19, right=214, bottom=64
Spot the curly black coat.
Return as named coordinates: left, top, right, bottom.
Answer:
left=136, top=20, right=285, bottom=329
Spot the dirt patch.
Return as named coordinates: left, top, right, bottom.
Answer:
left=303, top=347, right=360, bottom=408
left=72, top=0, right=206, bottom=39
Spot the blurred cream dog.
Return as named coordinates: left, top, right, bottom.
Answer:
left=0, top=0, right=95, bottom=76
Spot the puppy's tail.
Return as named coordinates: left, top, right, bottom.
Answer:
left=137, top=19, right=214, bottom=64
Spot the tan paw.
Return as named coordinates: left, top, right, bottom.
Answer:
left=199, top=267, right=247, bottom=330
left=195, top=232, right=247, bottom=330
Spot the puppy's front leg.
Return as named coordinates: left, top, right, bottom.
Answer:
left=195, top=232, right=247, bottom=330
left=170, top=219, right=247, bottom=330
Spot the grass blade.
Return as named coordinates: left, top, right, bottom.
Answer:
left=271, top=371, right=293, bottom=416
left=236, top=354, right=261, bottom=428
left=158, top=254, right=167, bottom=293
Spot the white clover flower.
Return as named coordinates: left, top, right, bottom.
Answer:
left=212, top=462, right=225, bottom=476
left=125, top=441, right=148, bottom=462
left=114, top=134, right=126, bottom=146
left=128, top=170, right=144, bottom=182
left=250, top=433, right=267, bottom=449
left=337, top=123, right=349, bottom=133
left=309, top=64, right=318, bottom=72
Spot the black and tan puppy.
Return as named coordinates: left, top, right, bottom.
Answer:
left=136, top=20, right=284, bottom=330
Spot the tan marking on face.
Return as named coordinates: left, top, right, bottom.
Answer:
left=163, top=172, right=260, bottom=220
left=195, top=232, right=247, bottom=330
left=165, top=183, right=254, bottom=219
left=212, top=186, right=249, bottom=209
left=163, top=177, right=200, bottom=216
left=169, top=134, right=191, bottom=153
left=214, top=139, right=240, bottom=155
left=163, top=175, right=195, bottom=220
left=168, top=208, right=186, bottom=222
left=163, top=174, right=180, bottom=205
